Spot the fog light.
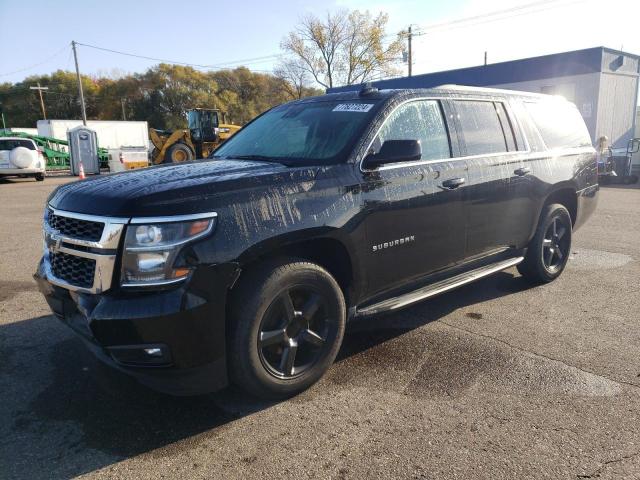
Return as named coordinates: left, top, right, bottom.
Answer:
left=108, top=344, right=171, bottom=366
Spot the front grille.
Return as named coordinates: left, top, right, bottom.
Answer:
left=49, top=251, right=96, bottom=288
left=48, top=210, right=104, bottom=242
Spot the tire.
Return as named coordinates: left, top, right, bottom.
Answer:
left=163, top=143, right=193, bottom=164
left=517, top=203, right=572, bottom=284
left=34, top=173, right=45, bottom=181
left=229, top=258, right=346, bottom=399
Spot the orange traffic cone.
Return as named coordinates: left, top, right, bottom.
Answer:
left=78, top=162, right=86, bottom=180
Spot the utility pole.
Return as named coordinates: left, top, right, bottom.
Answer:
left=30, top=83, right=48, bottom=119
left=121, top=98, right=127, bottom=121
left=71, top=41, right=87, bottom=126
left=407, top=25, right=412, bottom=77
left=484, top=51, right=488, bottom=66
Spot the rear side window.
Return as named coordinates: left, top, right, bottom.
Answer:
left=373, top=100, right=451, bottom=161
left=523, top=100, right=592, bottom=149
left=455, top=101, right=515, bottom=156
left=0, top=139, right=36, bottom=151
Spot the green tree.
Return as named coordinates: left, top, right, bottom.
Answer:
left=0, top=63, right=320, bottom=130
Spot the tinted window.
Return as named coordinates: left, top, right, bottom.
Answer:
left=0, top=139, right=36, bottom=151
left=373, top=100, right=450, bottom=161
left=524, top=100, right=592, bottom=149
left=510, top=100, right=545, bottom=152
left=213, top=100, right=379, bottom=164
left=456, top=101, right=509, bottom=156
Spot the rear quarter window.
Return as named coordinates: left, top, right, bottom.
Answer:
left=523, top=100, right=592, bottom=149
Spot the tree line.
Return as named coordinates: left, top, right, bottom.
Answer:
left=0, top=65, right=321, bottom=130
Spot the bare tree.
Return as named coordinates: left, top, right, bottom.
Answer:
left=281, top=9, right=404, bottom=89
left=281, top=11, right=346, bottom=89
left=274, top=58, right=311, bottom=99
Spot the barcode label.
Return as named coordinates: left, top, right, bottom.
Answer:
left=333, top=103, right=374, bottom=113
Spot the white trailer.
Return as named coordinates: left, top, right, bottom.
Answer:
left=9, top=128, right=38, bottom=136
left=37, top=120, right=149, bottom=149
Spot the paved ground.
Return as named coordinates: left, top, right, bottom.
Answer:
left=1, top=176, right=639, bottom=480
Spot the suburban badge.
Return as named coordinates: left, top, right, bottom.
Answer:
left=372, top=235, right=415, bottom=252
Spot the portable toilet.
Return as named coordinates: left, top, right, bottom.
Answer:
left=67, top=126, right=100, bottom=175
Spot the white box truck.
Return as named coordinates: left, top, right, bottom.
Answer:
left=37, top=120, right=149, bottom=149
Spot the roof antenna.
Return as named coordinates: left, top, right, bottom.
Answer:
left=360, top=82, right=378, bottom=96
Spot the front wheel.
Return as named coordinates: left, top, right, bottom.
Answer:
left=35, top=172, right=45, bottom=181
left=164, top=143, right=193, bottom=164
left=518, top=203, right=572, bottom=284
left=229, top=259, right=346, bottom=399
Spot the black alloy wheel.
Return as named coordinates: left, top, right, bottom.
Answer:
left=541, top=216, right=570, bottom=273
left=518, top=203, right=572, bottom=284
left=229, top=259, right=346, bottom=399
left=258, top=287, right=331, bottom=379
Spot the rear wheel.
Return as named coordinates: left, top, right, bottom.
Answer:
left=517, top=203, right=572, bottom=284
left=229, top=259, right=346, bottom=399
left=35, top=173, right=45, bottom=181
left=164, top=143, right=193, bottom=164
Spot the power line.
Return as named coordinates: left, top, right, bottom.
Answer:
left=74, top=42, right=276, bottom=73
left=389, top=0, right=586, bottom=81
left=417, top=0, right=584, bottom=34
left=387, top=0, right=584, bottom=42
left=0, top=45, right=69, bottom=78
left=211, top=53, right=283, bottom=68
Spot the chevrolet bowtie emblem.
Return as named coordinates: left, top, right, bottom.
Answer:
left=49, top=233, right=62, bottom=252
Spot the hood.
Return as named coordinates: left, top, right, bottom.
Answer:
left=48, top=159, right=304, bottom=217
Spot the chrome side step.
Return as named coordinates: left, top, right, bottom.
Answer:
left=355, top=256, right=524, bottom=317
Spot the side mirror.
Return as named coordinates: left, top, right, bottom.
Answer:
left=363, top=140, right=422, bottom=169
left=628, top=138, right=640, bottom=154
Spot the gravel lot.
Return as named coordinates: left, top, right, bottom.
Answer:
left=1, top=176, right=639, bottom=479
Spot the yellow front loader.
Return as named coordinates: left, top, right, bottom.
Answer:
left=150, top=108, right=240, bottom=164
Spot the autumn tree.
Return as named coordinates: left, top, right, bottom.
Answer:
left=0, top=65, right=319, bottom=129
left=274, top=58, right=313, bottom=100
left=281, top=10, right=404, bottom=89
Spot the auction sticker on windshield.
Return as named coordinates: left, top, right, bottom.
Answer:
left=333, top=103, right=374, bottom=112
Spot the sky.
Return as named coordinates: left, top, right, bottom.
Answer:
left=1, top=0, right=640, bottom=85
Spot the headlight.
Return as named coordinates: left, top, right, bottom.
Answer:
left=121, top=213, right=216, bottom=287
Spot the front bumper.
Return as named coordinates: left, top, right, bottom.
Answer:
left=35, top=259, right=239, bottom=396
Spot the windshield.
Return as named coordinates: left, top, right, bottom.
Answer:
left=212, top=99, right=380, bottom=165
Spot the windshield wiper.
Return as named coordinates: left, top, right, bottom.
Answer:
left=229, top=154, right=281, bottom=161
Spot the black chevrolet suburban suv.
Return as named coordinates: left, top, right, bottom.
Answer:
left=35, top=85, right=598, bottom=398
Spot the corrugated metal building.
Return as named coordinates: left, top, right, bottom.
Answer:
left=328, top=47, right=640, bottom=155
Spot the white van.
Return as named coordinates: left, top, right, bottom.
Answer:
left=0, top=137, right=46, bottom=181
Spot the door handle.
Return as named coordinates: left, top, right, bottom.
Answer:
left=514, top=167, right=531, bottom=176
left=441, top=177, right=465, bottom=190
